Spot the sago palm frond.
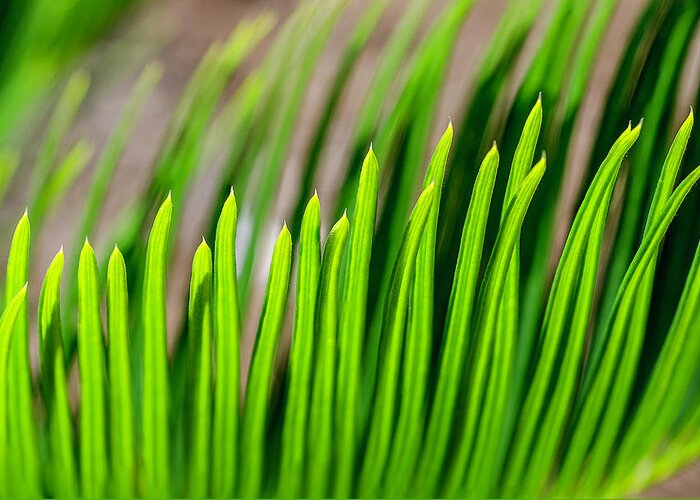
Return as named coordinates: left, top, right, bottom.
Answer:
left=0, top=0, right=699, bottom=498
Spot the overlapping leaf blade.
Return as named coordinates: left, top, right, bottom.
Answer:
left=240, top=224, right=292, bottom=498
left=77, top=240, right=108, bottom=498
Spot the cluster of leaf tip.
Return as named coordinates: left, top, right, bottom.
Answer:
left=1, top=94, right=700, bottom=499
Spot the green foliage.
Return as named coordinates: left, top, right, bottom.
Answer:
left=335, top=147, right=379, bottom=497
left=0, top=285, right=27, bottom=497
left=416, top=143, right=500, bottom=496
left=359, top=181, right=436, bottom=496
left=279, top=194, right=320, bottom=498
left=0, top=0, right=137, bottom=144
left=1, top=0, right=700, bottom=498
left=211, top=190, right=241, bottom=498
left=39, top=249, right=78, bottom=498
left=306, top=212, right=349, bottom=498
left=383, top=124, right=452, bottom=496
left=187, top=240, right=213, bottom=499
left=77, top=240, right=108, bottom=498
left=4, top=210, right=40, bottom=496
left=241, top=224, right=292, bottom=498
left=106, top=246, right=134, bottom=498
left=141, top=195, right=173, bottom=498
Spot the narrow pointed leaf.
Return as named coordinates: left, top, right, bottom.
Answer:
left=414, top=144, right=499, bottom=496
left=449, top=156, right=546, bottom=496
left=39, top=250, right=79, bottom=499
left=212, top=190, right=241, bottom=498
left=0, top=285, right=27, bottom=497
left=335, top=147, right=379, bottom=497
left=107, top=246, right=135, bottom=498
left=240, top=224, right=292, bottom=498
left=279, top=194, right=321, bottom=498
left=142, top=194, right=173, bottom=498
left=384, top=123, right=452, bottom=495
left=4, top=210, right=40, bottom=495
left=78, top=241, right=108, bottom=498
left=307, top=213, right=350, bottom=498
left=359, top=182, right=435, bottom=496
left=504, top=122, right=643, bottom=497
left=187, top=240, right=213, bottom=499
left=559, top=162, right=700, bottom=494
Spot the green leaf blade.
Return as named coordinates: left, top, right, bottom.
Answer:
left=240, top=223, right=292, bottom=499
left=279, top=193, right=321, bottom=498
left=504, top=122, right=643, bottom=497
left=39, top=249, right=79, bottom=499
left=4, top=210, right=40, bottom=496
left=212, top=190, right=241, bottom=498
left=0, top=285, right=27, bottom=497
left=78, top=240, right=108, bottom=499
left=450, top=155, right=546, bottom=497
left=414, top=144, right=499, bottom=496
left=335, top=147, right=379, bottom=498
left=307, top=212, right=350, bottom=499
left=359, top=181, right=436, bottom=496
left=187, top=240, right=214, bottom=499
left=107, top=246, right=135, bottom=498
left=141, top=194, right=173, bottom=498
left=383, top=123, right=453, bottom=496
left=558, top=162, right=700, bottom=495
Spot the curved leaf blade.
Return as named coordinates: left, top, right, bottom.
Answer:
left=279, top=194, right=321, bottom=498
left=78, top=240, right=108, bottom=499
left=212, top=190, right=242, bottom=498
left=240, top=224, right=292, bottom=499
left=141, top=194, right=173, bottom=498
left=0, top=285, right=27, bottom=497
left=307, top=213, right=350, bottom=499
left=107, top=246, right=135, bottom=498
left=187, top=240, right=214, bottom=499
left=335, top=147, right=379, bottom=497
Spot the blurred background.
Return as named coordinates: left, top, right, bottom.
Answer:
left=0, top=0, right=698, bottom=495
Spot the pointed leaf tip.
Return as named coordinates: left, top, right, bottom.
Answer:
left=280, top=221, right=292, bottom=240
left=82, top=238, right=95, bottom=255
left=163, top=191, right=173, bottom=208
left=225, top=187, right=237, bottom=209
left=367, top=143, right=379, bottom=162
left=196, top=237, right=210, bottom=253
left=110, top=244, right=122, bottom=261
